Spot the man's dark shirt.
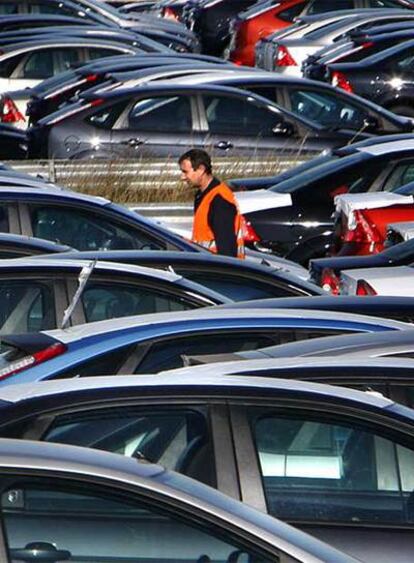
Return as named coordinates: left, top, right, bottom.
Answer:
left=194, top=177, right=238, bottom=257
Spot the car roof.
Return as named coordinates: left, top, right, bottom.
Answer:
left=0, top=233, right=72, bottom=252
left=0, top=438, right=358, bottom=563
left=233, top=327, right=414, bottom=360
left=0, top=362, right=405, bottom=411
left=41, top=306, right=409, bottom=344
left=0, top=38, right=139, bottom=53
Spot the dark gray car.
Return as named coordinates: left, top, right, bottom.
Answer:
left=0, top=367, right=413, bottom=561
left=30, top=82, right=375, bottom=160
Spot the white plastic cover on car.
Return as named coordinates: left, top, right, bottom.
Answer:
left=334, top=192, right=414, bottom=230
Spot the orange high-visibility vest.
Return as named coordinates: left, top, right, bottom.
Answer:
left=192, top=182, right=245, bottom=259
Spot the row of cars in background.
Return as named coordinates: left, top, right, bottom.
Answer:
left=2, top=2, right=414, bottom=562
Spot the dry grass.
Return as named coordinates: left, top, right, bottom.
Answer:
left=53, top=153, right=310, bottom=203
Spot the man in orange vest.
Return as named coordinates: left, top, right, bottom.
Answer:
left=178, top=149, right=245, bottom=259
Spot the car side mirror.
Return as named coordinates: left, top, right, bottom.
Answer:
left=272, top=120, right=294, bottom=136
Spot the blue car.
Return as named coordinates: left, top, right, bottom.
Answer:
left=0, top=186, right=199, bottom=252
left=0, top=307, right=408, bottom=386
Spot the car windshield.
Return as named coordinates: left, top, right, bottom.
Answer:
left=269, top=153, right=362, bottom=194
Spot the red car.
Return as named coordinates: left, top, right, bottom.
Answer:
left=228, top=0, right=305, bottom=66
left=333, top=192, right=414, bottom=257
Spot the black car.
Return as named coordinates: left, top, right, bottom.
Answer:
left=44, top=249, right=324, bottom=299
left=24, top=53, right=228, bottom=125
left=180, top=0, right=258, bottom=56
left=303, top=26, right=414, bottom=82
left=326, top=38, right=414, bottom=116
left=28, top=83, right=380, bottom=160
left=0, top=123, right=27, bottom=159
left=1, top=0, right=199, bottom=53
left=309, top=236, right=414, bottom=292
left=236, top=135, right=414, bottom=263
left=1, top=364, right=414, bottom=562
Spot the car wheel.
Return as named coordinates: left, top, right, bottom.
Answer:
left=389, top=104, right=414, bottom=118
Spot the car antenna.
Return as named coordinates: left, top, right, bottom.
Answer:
left=61, top=259, right=97, bottom=330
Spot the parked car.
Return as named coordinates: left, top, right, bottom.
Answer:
left=23, top=53, right=229, bottom=127
left=302, top=25, right=414, bottom=82
left=220, top=325, right=414, bottom=365
left=28, top=83, right=382, bottom=160
left=309, top=234, right=414, bottom=293
left=2, top=363, right=414, bottom=561
left=0, top=233, right=71, bottom=258
left=0, top=123, right=27, bottom=159
left=340, top=264, right=414, bottom=294
left=218, top=294, right=414, bottom=323
left=0, top=37, right=141, bottom=95
left=325, top=37, right=414, bottom=116
left=43, top=249, right=323, bottom=299
left=1, top=0, right=199, bottom=53
left=232, top=135, right=414, bottom=263
left=0, top=439, right=357, bottom=563
left=331, top=191, right=414, bottom=257
left=0, top=307, right=407, bottom=385
left=179, top=0, right=258, bottom=56
left=254, top=8, right=414, bottom=73
left=0, top=257, right=233, bottom=336
left=228, top=0, right=414, bottom=66
left=0, top=186, right=205, bottom=252
left=162, top=71, right=414, bottom=135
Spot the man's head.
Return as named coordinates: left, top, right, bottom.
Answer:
left=178, top=149, right=212, bottom=190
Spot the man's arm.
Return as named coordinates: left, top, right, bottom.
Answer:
left=209, top=194, right=238, bottom=257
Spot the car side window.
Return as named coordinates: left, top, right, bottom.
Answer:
left=29, top=205, right=164, bottom=250
left=86, top=47, right=123, bottom=61
left=288, top=88, right=369, bottom=129
left=0, top=280, right=55, bottom=335
left=394, top=50, right=414, bottom=72
left=86, top=100, right=128, bottom=129
left=42, top=407, right=216, bottom=485
left=81, top=283, right=195, bottom=322
left=134, top=332, right=280, bottom=374
left=125, top=96, right=193, bottom=133
left=0, top=481, right=272, bottom=563
left=250, top=411, right=414, bottom=525
left=20, top=50, right=54, bottom=80
left=0, top=206, right=9, bottom=233
left=0, top=3, right=18, bottom=14
left=203, top=95, right=277, bottom=137
left=382, top=161, right=414, bottom=192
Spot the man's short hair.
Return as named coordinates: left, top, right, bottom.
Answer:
left=178, top=149, right=212, bottom=175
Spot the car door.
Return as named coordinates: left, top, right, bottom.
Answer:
left=233, top=401, right=414, bottom=561
left=198, top=92, right=323, bottom=157
left=109, top=93, right=202, bottom=158
left=0, top=467, right=280, bottom=563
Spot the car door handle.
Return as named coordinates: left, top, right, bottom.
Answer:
left=214, top=140, right=233, bottom=150
left=11, top=542, right=71, bottom=561
left=121, top=137, right=144, bottom=147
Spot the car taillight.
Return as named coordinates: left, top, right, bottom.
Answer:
left=344, top=210, right=381, bottom=245
left=242, top=217, right=261, bottom=243
left=331, top=71, right=353, bottom=93
left=0, top=342, right=66, bottom=381
left=1, top=97, right=25, bottom=123
left=275, top=45, right=297, bottom=67
left=356, top=280, right=377, bottom=296
left=320, top=267, right=340, bottom=295
left=85, top=73, right=99, bottom=82
left=163, top=6, right=179, bottom=20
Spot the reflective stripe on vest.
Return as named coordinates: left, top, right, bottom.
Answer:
left=192, top=182, right=245, bottom=259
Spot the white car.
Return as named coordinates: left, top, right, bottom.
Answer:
left=340, top=264, right=414, bottom=295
